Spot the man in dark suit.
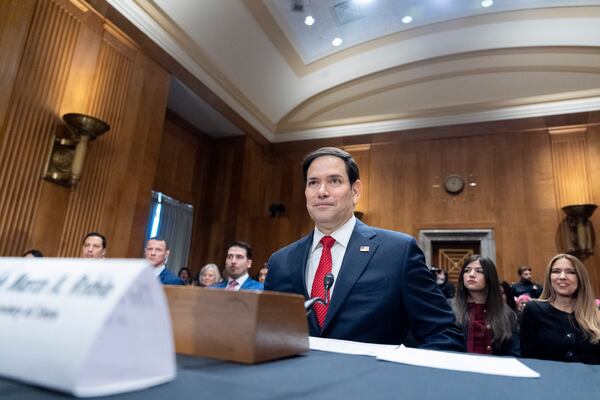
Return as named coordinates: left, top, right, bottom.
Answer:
left=265, top=147, right=464, bottom=351
left=211, top=241, right=264, bottom=291
left=144, top=237, right=184, bottom=285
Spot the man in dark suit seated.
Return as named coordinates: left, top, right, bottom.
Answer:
left=144, top=237, right=184, bottom=285
left=265, top=147, right=465, bottom=351
left=211, top=241, right=264, bottom=291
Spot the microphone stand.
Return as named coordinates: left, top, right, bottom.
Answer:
left=304, top=273, right=335, bottom=316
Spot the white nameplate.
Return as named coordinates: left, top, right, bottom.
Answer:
left=0, top=258, right=176, bottom=397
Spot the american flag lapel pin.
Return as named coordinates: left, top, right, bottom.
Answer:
left=359, top=246, right=370, bottom=252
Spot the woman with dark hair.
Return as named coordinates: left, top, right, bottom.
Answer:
left=520, top=254, right=600, bottom=364
left=500, top=281, right=518, bottom=314
left=453, top=255, right=519, bottom=356
left=177, top=267, right=193, bottom=286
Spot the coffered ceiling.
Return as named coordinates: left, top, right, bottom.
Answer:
left=108, top=0, right=600, bottom=142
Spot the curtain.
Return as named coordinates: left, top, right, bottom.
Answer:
left=145, top=191, right=193, bottom=274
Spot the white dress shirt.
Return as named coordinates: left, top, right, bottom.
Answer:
left=306, top=215, right=356, bottom=297
left=153, top=264, right=166, bottom=278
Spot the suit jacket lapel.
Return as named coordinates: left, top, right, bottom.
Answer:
left=322, top=221, right=378, bottom=332
left=289, top=234, right=312, bottom=298
left=289, top=233, right=320, bottom=333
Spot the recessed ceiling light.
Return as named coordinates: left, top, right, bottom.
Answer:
left=481, top=0, right=494, bottom=7
left=402, top=16, right=413, bottom=24
left=332, top=37, right=343, bottom=46
left=304, top=15, right=315, bottom=26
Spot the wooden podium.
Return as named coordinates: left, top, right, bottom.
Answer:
left=163, top=286, right=309, bottom=364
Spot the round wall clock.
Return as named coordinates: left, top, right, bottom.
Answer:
left=444, top=174, right=465, bottom=194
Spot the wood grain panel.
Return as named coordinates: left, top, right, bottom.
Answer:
left=0, top=0, right=170, bottom=258
left=58, top=29, right=135, bottom=256
left=0, top=0, right=36, bottom=128
left=549, top=127, right=593, bottom=208
left=0, top=0, right=81, bottom=255
left=584, top=125, right=600, bottom=296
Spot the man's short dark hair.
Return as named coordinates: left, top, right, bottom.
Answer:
left=227, top=240, right=252, bottom=260
left=147, top=236, right=169, bottom=249
left=23, top=249, right=44, bottom=257
left=83, top=232, right=106, bottom=249
left=302, top=147, right=360, bottom=185
left=518, top=265, right=531, bottom=275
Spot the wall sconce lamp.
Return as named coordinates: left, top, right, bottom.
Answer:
left=561, top=204, right=597, bottom=260
left=43, top=113, right=110, bottom=187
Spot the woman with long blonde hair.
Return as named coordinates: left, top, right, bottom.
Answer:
left=520, top=254, right=600, bottom=364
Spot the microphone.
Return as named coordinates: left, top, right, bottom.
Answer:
left=304, top=273, right=336, bottom=315
left=323, top=273, right=334, bottom=305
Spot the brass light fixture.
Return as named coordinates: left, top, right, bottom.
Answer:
left=561, top=204, right=597, bottom=260
left=43, top=113, right=110, bottom=187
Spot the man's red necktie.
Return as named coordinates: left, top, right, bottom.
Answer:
left=310, top=236, right=335, bottom=328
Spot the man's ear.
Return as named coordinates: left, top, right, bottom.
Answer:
left=352, top=179, right=362, bottom=203
left=247, top=259, right=253, bottom=270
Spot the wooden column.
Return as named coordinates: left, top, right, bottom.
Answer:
left=549, top=126, right=593, bottom=208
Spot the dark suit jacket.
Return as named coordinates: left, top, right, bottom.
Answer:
left=265, top=220, right=465, bottom=351
left=212, top=277, right=264, bottom=290
left=159, top=267, right=184, bottom=285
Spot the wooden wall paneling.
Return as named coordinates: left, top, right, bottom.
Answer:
left=188, top=135, right=213, bottom=274
left=366, top=144, right=398, bottom=231
left=0, top=0, right=37, bottom=128
left=56, top=25, right=136, bottom=257
left=201, top=137, right=245, bottom=266
left=518, top=132, right=559, bottom=283
left=0, top=0, right=82, bottom=255
left=28, top=0, right=104, bottom=255
left=107, top=50, right=170, bottom=258
left=154, top=117, right=201, bottom=204
left=549, top=126, right=593, bottom=207
left=584, top=125, right=600, bottom=294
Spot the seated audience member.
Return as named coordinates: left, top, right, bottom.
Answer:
left=257, top=263, right=269, bottom=284
left=81, top=232, right=106, bottom=259
left=499, top=281, right=519, bottom=314
left=512, top=265, right=543, bottom=298
left=144, top=237, right=184, bottom=285
left=516, top=294, right=532, bottom=313
left=453, top=255, right=519, bottom=356
left=23, top=249, right=43, bottom=258
left=431, top=266, right=455, bottom=299
left=211, top=241, right=263, bottom=291
left=197, top=263, right=222, bottom=287
left=178, top=267, right=193, bottom=285
left=520, top=254, right=600, bottom=364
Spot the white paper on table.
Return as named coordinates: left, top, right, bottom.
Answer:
left=0, top=258, right=176, bottom=397
left=377, top=345, right=540, bottom=378
left=309, top=336, right=400, bottom=357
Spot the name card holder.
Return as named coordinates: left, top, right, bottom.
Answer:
left=0, top=258, right=176, bottom=397
left=164, top=286, right=309, bottom=364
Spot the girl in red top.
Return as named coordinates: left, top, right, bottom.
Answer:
left=453, top=255, right=520, bottom=356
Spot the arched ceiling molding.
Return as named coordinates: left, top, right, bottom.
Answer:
left=280, top=47, right=600, bottom=128
left=272, top=96, right=600, bottom=143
